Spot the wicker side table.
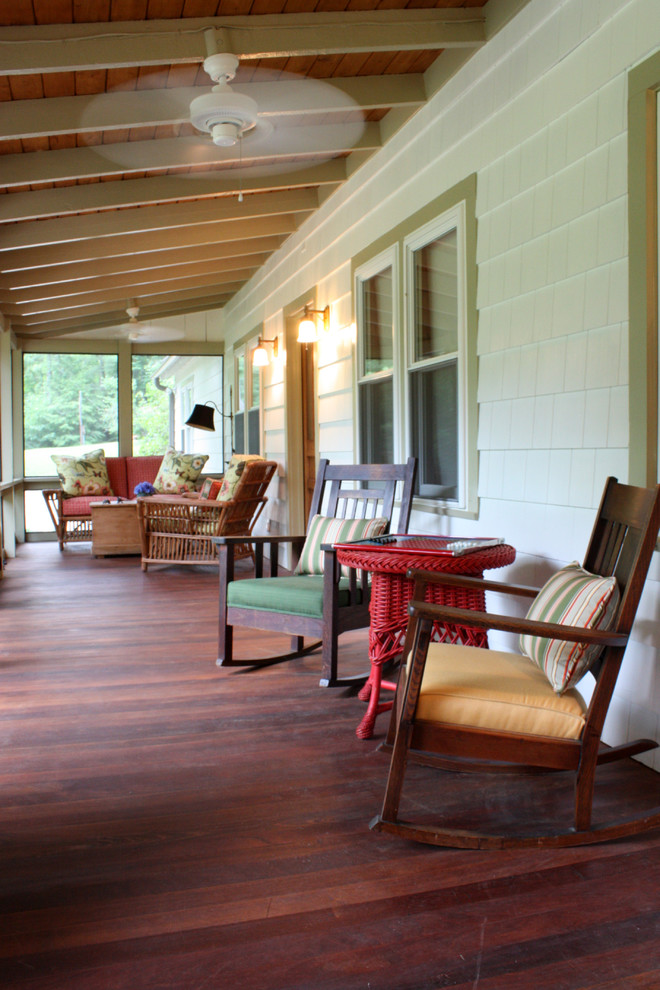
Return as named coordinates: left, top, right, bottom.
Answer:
left=334, top=540, right=516, bottom=739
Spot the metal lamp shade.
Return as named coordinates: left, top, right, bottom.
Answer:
left=185, top=403, right=215, bottom=431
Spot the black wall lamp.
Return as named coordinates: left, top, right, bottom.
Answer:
left=185, top=389, right=233, bottom=436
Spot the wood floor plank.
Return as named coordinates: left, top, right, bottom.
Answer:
left=0, top=543, right=659, bottom=989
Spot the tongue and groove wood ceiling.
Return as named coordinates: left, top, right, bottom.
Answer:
left=0, top=0, right=508, bottom=340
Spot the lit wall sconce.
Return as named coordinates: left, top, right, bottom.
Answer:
left=252, top=334, right=279, bottom=367
left=297, top=304, right=329, bottom=343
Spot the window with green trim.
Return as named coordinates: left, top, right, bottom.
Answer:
left=353, top=177, right=477, bottom=515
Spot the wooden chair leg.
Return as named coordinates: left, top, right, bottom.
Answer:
left=217, top=543, right=235, bottom=666
left=575, top=733, right=600, bottom=831
left=291, top=635, right=304, bottom=653
left=320, top=632, right=339, bottom=687
left=372, top=616, right=434, bottom=831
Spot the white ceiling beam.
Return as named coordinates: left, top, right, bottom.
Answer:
left=2, top=254, right=270, bottom=304
left=0, top=188, right=318, bottom=253
left=3, top=268, right=257, bottom=316
left=12, top=282, right=244, bottom=326
left=0, top=236, right=285, bottom=290
left=0, top=125, right=379, bottom=188
left=0, top=161, right=346, bottom=224
left=0, top=75, right=425, bottom=141
left=0, top=12, right=485, bottom=74
left=15, top=295, right=235, bottom=337
left=0, top=213, right=300, bottom=272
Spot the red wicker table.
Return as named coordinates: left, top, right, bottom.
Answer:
left=334, top=537, right=516, bottom=739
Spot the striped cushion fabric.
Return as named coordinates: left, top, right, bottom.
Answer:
left=295, top=515, right=388, bottom=576
left=520, top=562, right=619, bottom=694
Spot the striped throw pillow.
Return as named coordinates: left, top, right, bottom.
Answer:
left=295, top=515, right=388, bottom=576
left=520, top=562, right=620, bottom=694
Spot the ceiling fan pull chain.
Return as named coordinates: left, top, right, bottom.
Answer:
left=238, top=136, right=244, bottom=203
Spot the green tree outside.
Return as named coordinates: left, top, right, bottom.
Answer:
left=23, top=352, right=173, bottom=474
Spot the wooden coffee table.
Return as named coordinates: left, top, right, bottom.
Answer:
left=90, top=500, right=141, bottom=557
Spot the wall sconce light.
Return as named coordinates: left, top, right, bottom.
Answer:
left=297, top=304, right=329, bottom=343
left=252, top=335, right=279, bottom=367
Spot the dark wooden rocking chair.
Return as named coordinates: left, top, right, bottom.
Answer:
left=214, top=457, right=417, bottom=687
left=371, top=477, right=660, bottom=848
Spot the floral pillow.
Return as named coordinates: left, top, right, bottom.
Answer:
left=216, top=454, right=264, bottom=502
left=153, top=448, right=209, bottom=494
left=51, top=447, right=114, bottom=496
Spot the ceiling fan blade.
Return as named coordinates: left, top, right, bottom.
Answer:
left=63, top=323, right=185, bottom=343
left=78, top=64, right=367, bottom=178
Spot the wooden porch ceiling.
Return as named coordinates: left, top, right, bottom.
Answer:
left=0, top=1, right=515, bottom=341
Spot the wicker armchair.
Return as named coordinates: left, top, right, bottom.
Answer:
left=137, top=459, right=277, bottom=571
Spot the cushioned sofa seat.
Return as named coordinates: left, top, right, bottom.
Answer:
left=44, top=455, right=164, bottom=549
left=59, top=456, right=163, bottom=517
left=227, top=575, right=363, bottom=618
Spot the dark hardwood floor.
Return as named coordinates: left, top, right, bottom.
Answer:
left=1, top=542, right=660, bottom=989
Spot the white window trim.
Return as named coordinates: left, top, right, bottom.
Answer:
left=354, top=245, right=402, bottom=463
left=403, top=201, right=471, bottom=513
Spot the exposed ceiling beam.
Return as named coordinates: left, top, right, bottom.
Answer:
left=0, top=160, right=346, bottom=224
left=0, top=12, right=485, bottom=74
left=15, top=295, right=235, bottom=338
left=0, top=213, right=302, bottom=272
left=1, top=254, right=271, bottom=305
left=0, top=75, right=426, bottom=141
left=0, top=188, right=318, bottom=253
left=0, top=125, right=380, bottom=188
left=0, top=236, right=286, bottom=290
left=3, top=268, right=257, bottom=316
left=12, top=282, right=245, bottom=327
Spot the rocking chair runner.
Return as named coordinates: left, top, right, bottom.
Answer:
left=214, top=457, right=417, bottom=687
left=372, top=477, right=660, bottom=848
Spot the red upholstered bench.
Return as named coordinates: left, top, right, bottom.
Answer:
left=43, top=456, right=163, bottom=550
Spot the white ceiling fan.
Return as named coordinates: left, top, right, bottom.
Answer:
left=189, top=53, right=262, bottom=148
left=64, top=301, right=185, bottom=343
left=86, top=46, right=366, bottom=178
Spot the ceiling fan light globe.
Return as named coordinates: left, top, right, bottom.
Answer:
left=190, top=87, right=258, bottom=144
left=211, top=122, right=239, bottom=147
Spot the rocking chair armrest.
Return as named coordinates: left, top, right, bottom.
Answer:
left=214, top=533, right=305, bottom=547
left=408, top=599, right=628, bottom=647
left=407, top=567, right=539, bottom=599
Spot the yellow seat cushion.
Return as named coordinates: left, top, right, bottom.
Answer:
left=412, top=644, right=587, bottom=740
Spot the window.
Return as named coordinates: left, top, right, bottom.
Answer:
left=248, top=363, right=261, bottom=454
left=23, top=352, right=119, bottom=477
left=131, top=354, right=224, bottom=473
left=23, top=347, right=224, bottom=534
left=406, top=212, right=463, bottom=500
left=23, top=351, right=119, bottom=533
left=353, top=176, right=477, bottom=515
left=356, top=250, right=396, bottom=465
left=233, top=341, right=261, bottom=456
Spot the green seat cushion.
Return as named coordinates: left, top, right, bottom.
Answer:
left=227, top=575, right=362, bottom=618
